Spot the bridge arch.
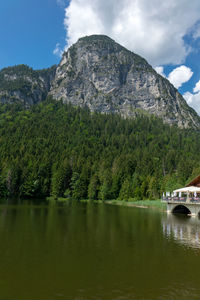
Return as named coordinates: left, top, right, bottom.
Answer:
left=172, top=205, right=191, bottom=215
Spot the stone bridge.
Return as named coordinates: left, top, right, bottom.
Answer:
left=166, top=201, right=200, bottom=216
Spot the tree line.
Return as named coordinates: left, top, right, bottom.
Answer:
left=0, top=98, right=200, bottom=201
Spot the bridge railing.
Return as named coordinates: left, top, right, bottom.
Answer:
left=162, top=197, right=171, bottom=201
left=162, top=197, right=200, bottom=203
left=190, top=198, right=200, bottom=203
left=162, top=197, right=186, bottom=202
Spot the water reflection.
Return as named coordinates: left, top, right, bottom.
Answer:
left=1, top=202, right=200, bottom=299
left=162, top=213, right=200, bottom=249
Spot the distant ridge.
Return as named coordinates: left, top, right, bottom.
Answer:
left=0, top=35, right=200, bottom=129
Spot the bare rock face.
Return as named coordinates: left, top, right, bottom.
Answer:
left=0, top=35, right=199, bottom=129
left=0, top=65, right=56, bottom=107
left=50, top=35, right=200, bottom=129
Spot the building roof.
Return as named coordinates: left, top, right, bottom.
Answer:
left=186, top=175, right=200, bottom=187
left=173, top=186, right=200, bottom=193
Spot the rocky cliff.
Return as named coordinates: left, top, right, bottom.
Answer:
left=0, top=64, right=56, bottom=107
left=50, top=35, right=200, bottom=129
left=0, top=35, right=199, bottom=129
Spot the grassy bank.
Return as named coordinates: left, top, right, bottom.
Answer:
left=105, top=199, right=167, bottom=210
left=46, top=197, right=103, bottom=204
left=46, top=197, right=166, bottom=211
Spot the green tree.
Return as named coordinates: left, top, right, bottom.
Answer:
left=119, top=177, right=133, bottom=201
left=88, top=174, right=99, bottom=200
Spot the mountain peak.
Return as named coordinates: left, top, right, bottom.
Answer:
left=0, top=34, right=199, bottom=129
left=75, top=35, right=138, bottom=58
left=50, top=35, right=200, bottom=129
left=78, top=34, right=115, bottom=43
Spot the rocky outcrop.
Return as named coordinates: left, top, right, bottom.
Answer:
left=0, top=35, right=199, bottom=129
left=50, top=35, right=200, bottom=129
left=0, top=64, right=56, bottom=107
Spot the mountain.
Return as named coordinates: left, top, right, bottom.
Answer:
left=0, top=35, right=199, bottom=128
left=0, top=64, right=56, bottom=107
left=50, top=35, right=200, bottom=129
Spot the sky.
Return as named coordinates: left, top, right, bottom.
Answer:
left=1, top=0, right=200, bottom=114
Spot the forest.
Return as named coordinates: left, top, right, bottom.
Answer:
left=0, top=97, right=200, bottom=201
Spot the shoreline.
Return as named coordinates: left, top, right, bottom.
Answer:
left=0, top=197, right=167, bottom=212
left=105, top=199, right=167, bottom=211
left=47, top=197, right=167, bottom=211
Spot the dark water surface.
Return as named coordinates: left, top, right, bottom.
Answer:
left=0, top=201, right=200, bottom=300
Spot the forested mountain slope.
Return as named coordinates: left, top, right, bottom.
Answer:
left=0, top=64, right=56, bottom=107
left=0, top=99, right=199, bottom=200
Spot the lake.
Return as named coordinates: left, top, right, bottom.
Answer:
left=0, top=201, right=200, bottom=300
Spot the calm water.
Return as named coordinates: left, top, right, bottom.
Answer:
left=0, top=201, right=200, bottom=300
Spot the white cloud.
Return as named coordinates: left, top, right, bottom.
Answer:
left=64, top=1, right=104, bottom=52
left=184, top=91, right=200, bottom=115
left=155, top=65, right=193, bottom=89
left=53, top=43, right=63, bottom=58
left=191, top=22, right=200, bottom=39
left=193, top=79, right=200, bottom=93
left=63, top=0, right=200, bottom=66
left=167, top=66, right=193, bottom=89
left=183, top=77, right=200, bottom=115
left=155, top=66, right=165, bottom=77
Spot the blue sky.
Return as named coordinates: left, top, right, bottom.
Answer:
left=0, top=0, right=68, bottom=70
left=1, top=0, right=200, bottom=114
